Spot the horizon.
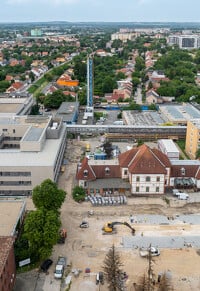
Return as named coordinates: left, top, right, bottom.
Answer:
left=1, top=0, right=200, bottom=23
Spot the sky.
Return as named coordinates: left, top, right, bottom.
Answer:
left=1, top=0, right=200, bottom=23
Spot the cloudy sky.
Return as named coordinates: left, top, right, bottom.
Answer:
left=1, top=0, right=200, bottom=23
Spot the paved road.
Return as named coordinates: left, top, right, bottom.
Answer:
left=123, top=235, right=200, bottom=249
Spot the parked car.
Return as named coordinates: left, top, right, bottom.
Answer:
left=40, top=259, right=53, bottom=272
left=54, top=256, right=66, bottom=279
left=80, top=221, right=89, bottom=228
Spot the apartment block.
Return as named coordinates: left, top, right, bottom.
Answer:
left=185, top=119, right=200, bottom=159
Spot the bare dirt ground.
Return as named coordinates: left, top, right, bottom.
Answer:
left=22, top=139, right=200, bottom=291
left=50, top=139, right=200, bottom=291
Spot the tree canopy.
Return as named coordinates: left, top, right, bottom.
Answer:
left=43, top=90, right=67, bottom=109
left=32, top=179, right=66, bottom=212
left=24, top=208, right=61, bottom=260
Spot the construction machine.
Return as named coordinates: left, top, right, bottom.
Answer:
left=57, top=228, right=67, bottom=244
left=102, top=221, right=135, bottom=235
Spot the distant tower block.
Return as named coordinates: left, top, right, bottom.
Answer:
left=85, top=55, right=94, bottom=118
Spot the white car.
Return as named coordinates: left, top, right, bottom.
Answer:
left=80, top=221, right=89, bottom=228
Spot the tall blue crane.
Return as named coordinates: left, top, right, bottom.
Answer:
left=85, top=55, right=94, bottom=118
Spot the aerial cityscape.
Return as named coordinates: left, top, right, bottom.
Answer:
left=1, top=2, right=200, bottom=291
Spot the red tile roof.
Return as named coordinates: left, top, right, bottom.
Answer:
left=119, top=144, right=170, bottom=174
left=171, top=164, right=199, bottom=178
left=76, top=157, right=96, bottom=181
left=76, top=157, right=121, bottom=180
left=92, top=165, right=121, bottom=179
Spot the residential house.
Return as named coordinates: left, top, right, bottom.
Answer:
left=146, top=89, right=175, bottom=104
left=147, top=70, right=169, bottom=89
left=6, top=82, right=25, bottom=93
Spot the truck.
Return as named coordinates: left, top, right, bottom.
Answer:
left=54, top=256, right=66, bottom=279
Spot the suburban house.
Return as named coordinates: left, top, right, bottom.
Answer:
left=146, top=89, right=175, bottom=104
left=76, top=144, right=199, bottom=196
left=6, top=81, right=26, bottom=94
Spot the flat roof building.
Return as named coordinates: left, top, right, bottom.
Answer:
left=158, top=139, right=179, bottom=160
left=0, top=200, right=26, bottom=236
left=159, top=104, right=200, bottom=125
left=0, top=115, right=67, bottom=196
left=55, top=101, right=79, bottom=124
left=168, top=34, right=200, bottom=49
left=0, top=94, right=34, bottom=117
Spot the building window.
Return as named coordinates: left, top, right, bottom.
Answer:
left=83, top=170, right=88, bottom=177
left=136, top=176, right=140, bottom=182
left=2, top=129, right=7, bottom=132
left=146, top=187, right=149, bottom=192
left=181, top=167, right=185, bottom=176
left=13, top=129, right=15, bottom=133
left=156, top=187, right=159, bottom=192
left=156, top=176, right=160, bottom=182
left=136, top=187, right=139, bottom=192
left=146, top=176, right=150, bottom=182
left=124, top=170, right=128, bottom=175
left=105, top=167, right=110, bottom=175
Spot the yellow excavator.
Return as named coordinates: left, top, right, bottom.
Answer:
left=102, top=221, right=135, bottom=235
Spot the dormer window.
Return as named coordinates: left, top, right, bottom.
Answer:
left=105, top=167, right=110, bottom=175
left=83, top=170, right=88, bottom=177
left=181, top=167, right=185, bottom=176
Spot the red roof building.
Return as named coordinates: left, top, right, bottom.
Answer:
left=76, top=144, right=200, bottom=196
left=0, top=237, right=16, bottom=291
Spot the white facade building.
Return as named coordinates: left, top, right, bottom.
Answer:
left=0, top=115, right=67, bottom=196
left=158, top=139, right=180, bottom=160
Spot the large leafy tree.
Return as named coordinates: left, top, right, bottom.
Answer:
left=24, top=209, right=61, bottom=260
left=43, top=90, right=66, bottom=109
left=32, top=179, right=66, bottom=212
left=103, top=245, right=124, bottom=291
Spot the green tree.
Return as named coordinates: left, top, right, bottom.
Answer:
left=0, top=80, right=10, bottom=92
left=103, top=245, right=124, bottom=291
left=32, top=179, right=66, bottom=212
left=24, top=208, right=61, bottom=260
left=72, top=186, right=86, bottom=202
left=44, top=90, right=66, bottom=109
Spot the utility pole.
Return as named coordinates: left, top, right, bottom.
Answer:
left=147, top=244, right=155, bottom=291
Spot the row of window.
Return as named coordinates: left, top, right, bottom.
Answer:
left=0, top=172, right=31, bottom=177
left=136, top=176, right=161, bottom=182
left=0, top=181, right=31, bottom=186
left=136, top=186, right=160, bottom=192
left=0, top=190, right=31, bottom=195
left=2, top=129, right=16, bottom=133
left=3, top=136, right=21, bottom=141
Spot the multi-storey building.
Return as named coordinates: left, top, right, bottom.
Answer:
left=0, top=115, right=66, bottom=196
left=185, top=119, right=200, bottom=159
left=168, top=34, right=200, bottom=49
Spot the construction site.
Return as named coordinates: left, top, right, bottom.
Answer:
left=53, top=138, right=200, bottom=291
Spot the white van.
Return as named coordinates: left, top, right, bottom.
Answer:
left=177, top=193, right=189, bottom=200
